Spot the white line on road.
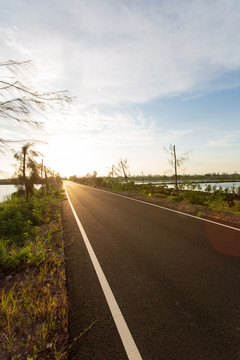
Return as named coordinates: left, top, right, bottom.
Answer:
left=83, top=185, right=240, bottom=232
left=64, top=184, right=143, bottom=360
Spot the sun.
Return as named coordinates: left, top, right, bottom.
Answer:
left=40, top=138, right=101, bottom=178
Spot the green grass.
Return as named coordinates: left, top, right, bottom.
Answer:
left=152, top=193, right=168, bottom=199
left=0, top=187, right=63, bottom=271
left=0, top=185, right=68, bottom=360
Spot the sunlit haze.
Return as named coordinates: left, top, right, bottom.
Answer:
left=1, top=0, right=240, bottom=178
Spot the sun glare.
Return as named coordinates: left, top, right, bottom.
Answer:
left=41, top=139, right=99, bottom=178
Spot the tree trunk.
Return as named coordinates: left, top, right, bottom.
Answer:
left=121, top=161, right=128, bottom=184
left=45, top=166, right=49, bottom=192
left=41, top=159, right=44, bottom=195
left=23, top=147, right=29, bottom=199
left=173, top=145, right=178, bottom=196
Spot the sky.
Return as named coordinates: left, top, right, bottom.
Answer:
left=0, top=0, right=240, bottom=178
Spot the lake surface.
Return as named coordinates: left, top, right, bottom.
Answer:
left=166, top=181, right=240, bottom=191
left=0, top=184, right=42, bottom=202
left=133, top=180, right=240, bottom=191
left=0, top=184, right=17, bottom=202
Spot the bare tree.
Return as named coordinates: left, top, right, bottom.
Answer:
left=107, top=164, right=119, bottom=182
left=164, top=145, right=191, bottom=195
left=118, top=158, right=130, bottom=184
left=0, top=59, right=72, bottom=153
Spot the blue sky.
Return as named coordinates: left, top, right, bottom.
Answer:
left=0, top=0, right=240, bottom=177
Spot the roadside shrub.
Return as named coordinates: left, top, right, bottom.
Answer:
left=0, top=200, right=33, bottom=243
left=210, top=190, right=233, bottom=203
left=0, top=186, right=62, bottom=271
left=153, top=193, right=167, bottom=199
left=1, top=186, right=61, bottom=238
left=177, top=193, right=184, bottom=201
left=157, top=186, right=170, bottom=195
left=53, top=189, right=62, bottom=198
left=126, top=181, right=135, bottom=192
left=141, top=188, right=150, bottom=195
left=101, top=179, right=113, bottom=188
left=95, top=177, right=104, bottom=187
left=185, top=190, right=205, bottom=205
left=111, top=182, right=123, bottom=191
left=168, top=193, right=184, bottom=201
left=111, top=181, right=136, bottom=192
left=168, top=195, right=179, bottom=201
left=234, top=201, right=240, bottom=212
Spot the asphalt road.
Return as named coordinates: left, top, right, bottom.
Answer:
left=62, top=181, right=240, bottom=360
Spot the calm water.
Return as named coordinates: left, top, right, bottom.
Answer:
left=0, top=185, right=17, bottom=202
left=133, top=180, right=240, bottom=191
left=166, top=181, right=240, bottom=191
left=0, top=184, right=42, bottom=202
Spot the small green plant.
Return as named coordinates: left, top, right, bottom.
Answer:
left=168, top=195, right=179, bottom=201
left=3, top=313, right=15, bottom=350
left=0, top=184, right=68, bottom=360
left=32, top=345, right=38, bottom=359
left=54, top=340, right=68, bottom=360
left=153, top=193, right=167, bottom=198
left=234, top=201, right=240, bottom=212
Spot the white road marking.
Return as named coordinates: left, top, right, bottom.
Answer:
left=64, top=184, right=143, bottom=360
left=82, top=184, right=240, bottom=232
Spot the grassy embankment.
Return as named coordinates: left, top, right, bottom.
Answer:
left=73, top=177, right=240, bottom=222
left=0, top=185, right=68, bottom=360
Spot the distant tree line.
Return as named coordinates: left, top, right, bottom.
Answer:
left=69, top=172, right=240, bottom=185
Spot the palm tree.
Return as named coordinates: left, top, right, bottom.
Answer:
left=14, top=143, right=41, bottom=199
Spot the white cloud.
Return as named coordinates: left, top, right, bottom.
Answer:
left=1, top=0, right=240, bottom=104
left=41, top=101, right=193, bottom=150
left=206, top=133, right=240, bottom=147
left=1, top=0, right=240, bottom=175
left=58, top=0, right=240, bottom=103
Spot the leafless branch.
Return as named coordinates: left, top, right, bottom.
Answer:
left=0, top=59, right=73, bottom=152
left=164, top=145, right=192, bottom=195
